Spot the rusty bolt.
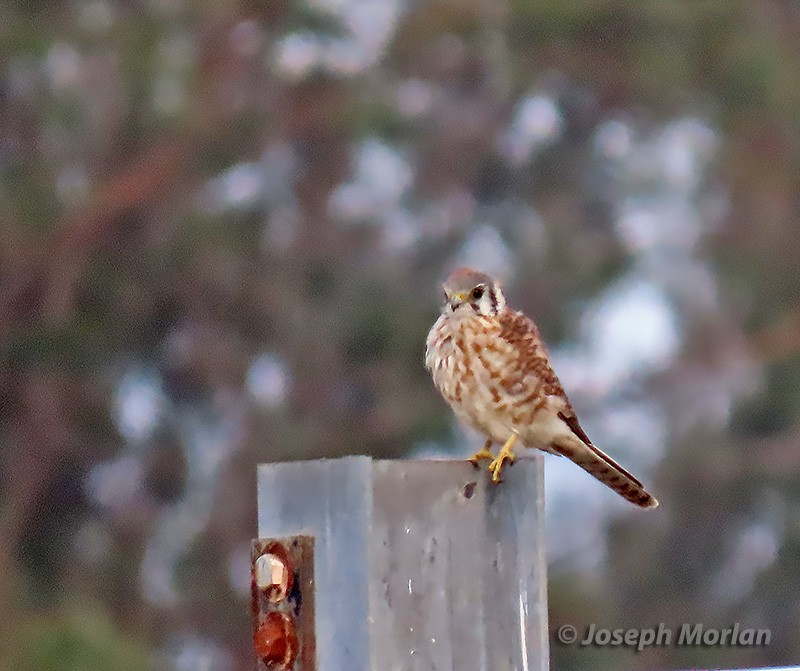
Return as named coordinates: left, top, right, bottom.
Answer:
left=254, top=612, right=298, bottom=669
left=255, top=545, right=292, bottom=602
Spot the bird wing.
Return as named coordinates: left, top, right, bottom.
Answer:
left=496, top=308, right=570, bottom=404
left=496, top=308, right=617, bottom=452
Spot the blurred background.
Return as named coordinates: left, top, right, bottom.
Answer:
left=2, top=0, right=800, bottom=669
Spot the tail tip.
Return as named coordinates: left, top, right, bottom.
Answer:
left=641, top=495, right=659, bottom=509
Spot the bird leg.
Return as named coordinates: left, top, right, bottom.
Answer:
left=489, top=433, right=518, bottom=483
left=468, top=439, right=494, bottom=467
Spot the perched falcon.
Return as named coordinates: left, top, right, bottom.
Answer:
left=424, top=267, right=658, bottom=509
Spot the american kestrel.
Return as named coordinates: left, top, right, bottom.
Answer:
left=424, top=267, right=658, bottom=508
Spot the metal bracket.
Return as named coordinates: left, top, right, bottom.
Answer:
left=251, top=535, right=316, bottom=670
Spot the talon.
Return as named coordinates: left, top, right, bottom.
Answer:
left=488, top=434, right=518, bottom=484
left=489, top=454, right=514, bottom=483
left=468, top=439, right=494, bottom=467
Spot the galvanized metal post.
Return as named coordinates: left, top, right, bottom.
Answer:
left=256, top=456, right=549, bottom=671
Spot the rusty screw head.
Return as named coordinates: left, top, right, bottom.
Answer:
left=255, top=545, right=292, bottom=602
left=254, top=612, right=297, bottom=670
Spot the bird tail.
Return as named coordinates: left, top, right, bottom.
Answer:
left=553, top=437, right=659, bottom=509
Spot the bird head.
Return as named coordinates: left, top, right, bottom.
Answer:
left=442, top=267, right=506, bottom=316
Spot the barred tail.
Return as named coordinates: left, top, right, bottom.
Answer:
left=553, top=437, right=659, bottom=509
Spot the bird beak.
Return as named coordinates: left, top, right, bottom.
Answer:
left=448, top=292, right=467, bottom=311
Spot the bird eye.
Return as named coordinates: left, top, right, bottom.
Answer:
left=471, top=285, right=485, bottom=300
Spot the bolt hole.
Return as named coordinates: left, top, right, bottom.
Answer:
left=256, top=543, right=293, bottom=602
left=254, top=612, right=297, bottom=669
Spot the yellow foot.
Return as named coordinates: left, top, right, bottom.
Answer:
left=488, top=434, right=518, bottom=484
left=468, top=440, right=494, bottom=467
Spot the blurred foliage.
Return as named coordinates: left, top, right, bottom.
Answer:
left=7, top=605, right=149, bottom=671
left=2, top=0, right=800, bottom=669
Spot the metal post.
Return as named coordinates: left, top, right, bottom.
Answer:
left=256, top=456, right=548, bottom=671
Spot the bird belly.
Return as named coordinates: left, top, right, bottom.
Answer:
left=426, top=316, right=522, bottom=443
left=447, top=379, right=514, bottom=444
left=461, top=347, right=519, bottom=442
